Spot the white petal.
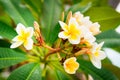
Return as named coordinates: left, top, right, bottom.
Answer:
left=98, top=51, right=106, bottom=60
left=24, top=38, right=33, bottom=50
left=82, top=16, right=92, bottom=27
left=68, top=17, right=79, bottom=28
left=84, top=33, right=96, bottom=44
left=81, top=27, right=96, bottom=43
left=68, top=36, right=81, bottom=44
left=73, top=11, right=84, bottom=20
left=98, top=42, right=104, bottom=48
left=16, top=23, right=26, bottom=35
left=58, top=31, right=69, bottom=39
left=12, top=36, right=19, bottom=41
left=26, top=27, right=34, bottom=38
left=59, top=21, right=68, bottom=31
left=90, top=55, right=101, bottom=69
left=10, top=41, right=23, bottom=48
left=90, top=22, right=101, bottom=35
left=104, top=48, right=120, bottom=68
left=88, top=74, right=94, bottom=80
left=91, top=42, right=98, bottom=53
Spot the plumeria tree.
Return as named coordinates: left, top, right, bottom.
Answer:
left=0, top=0, right=120, bottom=80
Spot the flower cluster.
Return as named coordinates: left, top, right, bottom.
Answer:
left=58, top=11, right=106, bottom=74
left=10, top=11, right=106, bottom=75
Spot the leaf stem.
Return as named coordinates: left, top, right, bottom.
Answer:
left=44, top=48, right=61, bottom=60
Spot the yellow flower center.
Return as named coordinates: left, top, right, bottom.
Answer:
left=94, top=51, right=99, bottom=57
left=65, top=24, right=81, bottom=40
left=18, top=30, right=30, bottom=42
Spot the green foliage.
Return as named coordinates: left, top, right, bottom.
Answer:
left=68, top=2, right=92, bottom=13
left=0, top=0, right=120, bottom=80
left=0, top=47, right=27, bottom=69
left=84, top=7, right=120, bottom=31
left=0, top=21, right=17, bottom=40
left=24, top=0, right=42, bottom=15
left=7, top=63, right=41, bottom=80
left=40, top=0, right=63, bottom=43
left=0, top=39, right=10, bottom=48
left=48, top=23, right=61, bottom=44
left=0, top=0, right=35, bottom=26
left=49, top=61, right=73, bottom=80
left=78, top=60, right=118, bottom=80
left=96, top=30, right=120, bottom=48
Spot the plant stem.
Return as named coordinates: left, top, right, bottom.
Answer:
left=44, top=48, right=61, bottom=60
left=74, top=49, right=88, bottom=57
left=42, top=44, right=55, bottom=51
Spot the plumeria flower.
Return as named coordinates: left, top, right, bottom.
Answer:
left=58, top=17, right=82, bottom=44
left=73, top=12, right=92, bottom=27
left=63, top=57, right=79, bottom=74
left=73, top=11, right=101, bottom=35
left=88, top=42, right=106, bottom=69
left=72, top=12, right=96, bottom=44
left=10, top=23, right=34, bottom=50
left=89, top=22, right=101, bottom=35
left=81, top=27, right=96, bottom=44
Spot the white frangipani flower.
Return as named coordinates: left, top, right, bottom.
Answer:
left=73, top=11, right=101, bottom=35
left=73, top=12, right=92, bottom=27
left=73, top=12, right=96, bottom=44
left=89, top=22, right=101, bottom=35
left=81, top=27, right=96, bottom=44
left=88, top=42, right=106, bottom=69
left=10, top=23, right=34, bottom=50
left=58, top=17, right=82, bottom=44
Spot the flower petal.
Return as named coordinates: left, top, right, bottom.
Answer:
left=81, top=16, right=92, bottom=27
left=90, top=22, right=101, bottom=35
left=59, top=21, right=68, bottom=31
left=90, top=55, right=101, bottom=69
left=12, top=36, right=19, bottom=41
left=98, top=42, right=104, bottom=48
left=58, top=31, right=69, bottom=39
left=68, top=36, right=81, bottom=44
left=24, top=38, right=33, bottom=50
left=63, top=57, right=79, bottom=74
left=98, top=51, right=106, bottom=60
left=88, top=74, right=94, bottom=80
left=16, top=23, right=26, bottom=35
left=69, top=17, right=79, bottom=28
left=73, top=11, right=84, bottom=18
left=10, top=41, right=23, bottom=48
left=26, top=27, right=34, bottom=38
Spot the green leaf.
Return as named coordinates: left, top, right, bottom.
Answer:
left=40, top=0, right=63, bottom=43
left=0, top=0, right=35, bottom=26
left=78, top=60, right=118, bottom=80
left=49, top=61, right=73, bottom=80
left=73, top=0, right=82, bottom=4
left=49, top=23, right=61, bottom=44
left=24, top=0, right=42, bottom=15
left=84, top=7, right=120, bottom=31
left=0, top=39, right=10, bottom=48
left=0, top=48, right=27, bottom=69
left=55, top=70, right=73, bottom=80
left=103, top=64, right=120, bottom=79
left=91, top=0, right=109, bottom=7
left=0, top=21, right=17, bottom=40
left=68, top=2, right=92, bottom=13
left=96, top=30, right=120, bottom=48
left=7, top=63, right=42, bottom=80
left=0, top=6, right=12, bottom=26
